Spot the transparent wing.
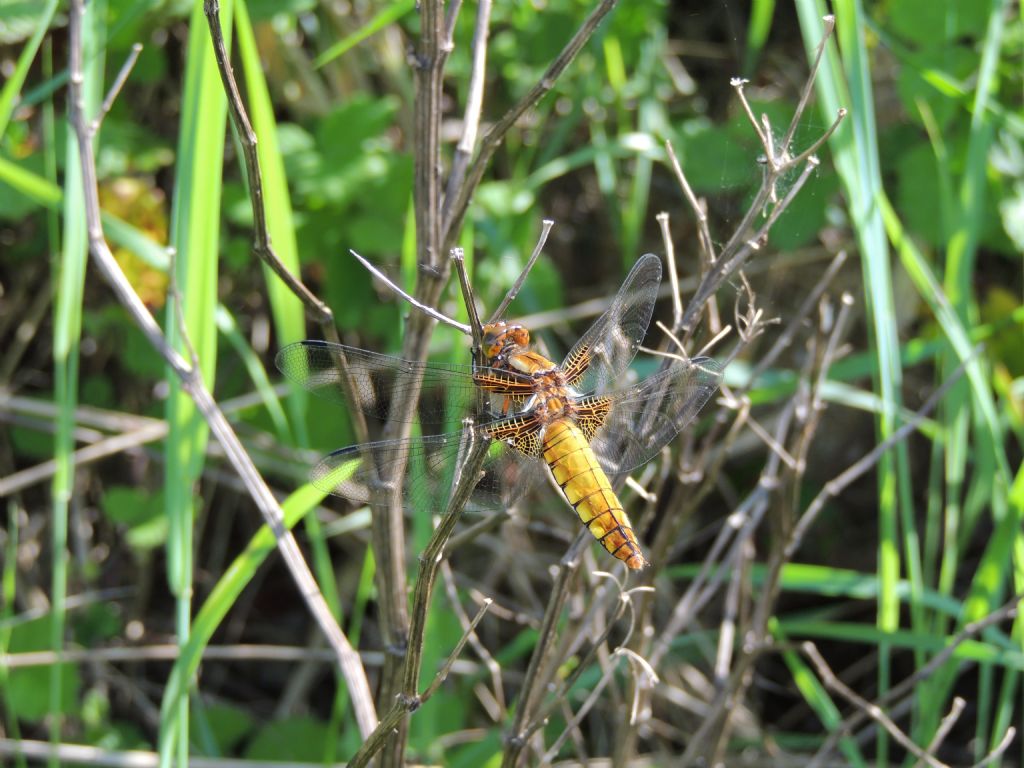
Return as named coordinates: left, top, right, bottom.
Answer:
left=587, top=357, right=723, bottom=478
left=310, top=427, right=546, bottom=514
left=276, top=340, right=535, bottom=425
left=561, top=253, right=663, bottom=394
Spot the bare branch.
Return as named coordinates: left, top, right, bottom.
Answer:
left=781, top=14, right=837, bottom=155
left=808, top=594, right=1023, bottom=767
left=420, top=598, right=493, bottom=702
left=916, top=698, right=966, bottom=767
left=972, top=728, right=1016, bottom=768
left=488, top=219, right=554, bottom=322
left=785, top=353, right=972, bottom=560
left=441, top=562, right=506, bottom=720
left=347, top=426, right=492, bottom=768
left=803, top=642, right=947, bottom=768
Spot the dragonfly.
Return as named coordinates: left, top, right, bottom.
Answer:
left=276, top=254, right=722, bottom=569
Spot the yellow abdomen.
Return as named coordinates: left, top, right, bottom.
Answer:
left=542, top=419, right=647, bottom=570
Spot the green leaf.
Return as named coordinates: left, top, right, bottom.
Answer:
left=6, top=617, right=81, bottom=721
left=103, top=486, right=169, bottom=552
left=203, top=702, right=256, bottom=755
left=244, top=715, right=332, bottom=761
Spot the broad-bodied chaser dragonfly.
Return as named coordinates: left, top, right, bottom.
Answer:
left=276, top=254, right=722, bottom=569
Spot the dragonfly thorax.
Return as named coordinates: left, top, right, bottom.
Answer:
left=524, top=370, right=578, bottom=425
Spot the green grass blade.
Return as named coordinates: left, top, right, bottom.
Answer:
left=51, top=3, right=104, bottom=764
left=156, top=484, right=326, bottom=763
left=794, top=4, right=917, bottom=760
left=913, top=0, right=1015, bottom=747
left=773, top=619, right=866, bottom=767
left=313, top=0, right=416, bottom=69
left=233, top=0, right=306, bottom=353
left=161, top=1, right=233, bottom=764
left=743, top=0, right=777, bottom=75
left=879, top=193, right=1010, bottom=484
left=233, top=1, right=343, bottom=644
left=0, top=0, right=59, bottom=138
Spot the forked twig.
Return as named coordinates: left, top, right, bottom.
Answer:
left=785, top=352, right=973, bottom=560
left=917, top=698, right=966, bottom=767
left=673, top=15, right=845, bottom=336
left=803, top=642, right=946, bottom=768
left=808, top=594, right=1023, bottom=767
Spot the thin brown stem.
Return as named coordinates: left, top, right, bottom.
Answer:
left=202, top=0, right=336, bottom=333
left=803, top=642, right=946, bottom=768
left=488, top=220, right=554, bottom=323
left=374, top=4, right=453, bottom=758
left=500, top=548, right=583, bottom=767
left=348, top=429, right=492, bottom=768
left=96, top=43, right=141, bottom=130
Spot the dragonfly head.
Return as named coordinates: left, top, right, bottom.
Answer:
left=481, top=322, right=530, bottom=366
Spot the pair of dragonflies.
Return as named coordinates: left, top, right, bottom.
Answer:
left=276, top=254, right=721, bottom=569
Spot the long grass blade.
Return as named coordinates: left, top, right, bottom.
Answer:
left=160, top=1, right=232, bottom=765
left=793, top=4, right=916, bottom=761
left=157, top=485, right=326, bottom=761
left=0, top=0, right=59, bottom=138
left=51, top=4, right=104, bottom=766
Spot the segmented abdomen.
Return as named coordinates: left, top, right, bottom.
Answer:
left=542, top=419, right=647, bottom=569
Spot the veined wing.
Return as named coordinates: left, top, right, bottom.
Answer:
left=309, top=426, right=546, bottom=514
left=584, top=357, right=722, bottom=478
left=560, top=253, right=662, bottom=394
left=276, top=340, right=536, bottom=425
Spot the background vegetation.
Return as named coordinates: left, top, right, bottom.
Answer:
left=1, top=0, right=1022, bottom=766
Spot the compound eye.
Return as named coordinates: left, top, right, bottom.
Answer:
left=511, top=327, right=530, bottom=346
left=483, top=342, right=503, bottom=362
